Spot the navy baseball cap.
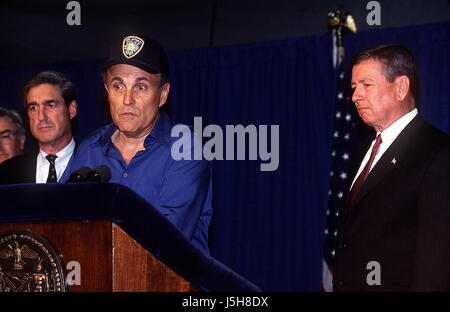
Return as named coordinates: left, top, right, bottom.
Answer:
left=104, top=34, right=169, bottom=78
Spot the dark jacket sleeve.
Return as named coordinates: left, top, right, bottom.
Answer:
left=412, top=145, right=450, bottom=291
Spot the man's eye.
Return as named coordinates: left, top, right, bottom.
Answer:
left=113, top=84, right=124, bottom=90
left=136, top=84, right=148, bottom=91
left=28, top=105, right=37, bottom=111
left=364, top=84, right=373, bottom=87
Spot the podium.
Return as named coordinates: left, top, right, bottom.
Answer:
left=0, top=183, right=261, bottom=292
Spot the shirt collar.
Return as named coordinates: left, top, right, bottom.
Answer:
left=146, top=110, right=171, bottom=147
left=378, top=108, right=418, bottom=148
left=39, top=137, right=76, bottom=161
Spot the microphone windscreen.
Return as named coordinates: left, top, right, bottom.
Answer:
left=86, top=165, right=111, bottom=183
left=94, top=165, right=111, bottom=183
left=66, top=166, right=91, bottom=183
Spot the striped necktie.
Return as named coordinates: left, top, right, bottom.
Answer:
left=46, top=154, right=58, bottom=183
left=349, top=134, right=382, bottom=205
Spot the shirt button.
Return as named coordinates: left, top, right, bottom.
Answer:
left=123, top=173, right=128, bottom=178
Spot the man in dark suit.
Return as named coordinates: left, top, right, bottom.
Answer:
left=334, top=45, right=450, bottom=291
left=0, top=71, right=77, bottom=184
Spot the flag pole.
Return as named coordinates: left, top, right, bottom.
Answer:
left=322, top=7, right=357, bottom=292
left=327, top=7, right=357, bottom=68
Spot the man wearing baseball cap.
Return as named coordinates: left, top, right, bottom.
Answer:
left=64, top=34, right=212, bottom=253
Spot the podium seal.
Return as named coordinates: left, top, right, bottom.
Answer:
left=0, top=229, right=66, bottom=292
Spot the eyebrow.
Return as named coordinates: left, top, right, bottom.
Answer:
left=108, top=76, right=154, bottom=85
left=26, top=99, right=58, bottom=107
left=0, top=129, right=13, bottom=135
left=108, top=76, right=124, bottom=84
left=351, top=77, right=376, bottom=85
left=135, top=77, right=152, bottom=84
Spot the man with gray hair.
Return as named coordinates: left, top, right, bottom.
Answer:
left=334, top=45, right=450, bottom=291
left=0, top=107, right=26, bottom=163
left=0, top=70, right=77, bottom=184
left=62, top=34, right=212, bottom=253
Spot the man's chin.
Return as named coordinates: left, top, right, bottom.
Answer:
left=35, top=135, right=58, bottom=145
left=118, top=127, right=150, bottom=139
left=117, top=123, right=139, bottom=135
left=116, top=120, right=155, bottom=138
left=359, top=113, right=373, bottom=125
left=120, top=130, right=140, bottom=138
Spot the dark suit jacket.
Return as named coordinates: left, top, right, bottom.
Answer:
left=334, top=115, right=450, bottom=291
left=0, top=152, right=38, bottom=185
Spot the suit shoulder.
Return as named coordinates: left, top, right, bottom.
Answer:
left=0, top=153, right=36, bottom=169
left=419, top=120, right=450, bottom=149
left=0, top=153, right=37, bottom=184
left=77, top=124, right=113, bottom=149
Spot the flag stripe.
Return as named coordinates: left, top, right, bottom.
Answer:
left=322, top=47, right=358, bottom=291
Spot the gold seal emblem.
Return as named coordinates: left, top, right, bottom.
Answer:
left=0, top=229, right=66, bottom=292
left=122, top=35, right=145, bottom=59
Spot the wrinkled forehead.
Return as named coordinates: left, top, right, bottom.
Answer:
left=105, top=63, right=161, bottom=83
left=351, top=59, right=385, bottom=80
left=0, top=116, right=16, bottom=131
left=26, top=83, right=64, bottom=103
left=353, top=58, right=383, bottom=71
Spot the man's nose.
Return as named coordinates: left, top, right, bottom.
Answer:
left=123, top=89, right=135, bottom=105
left=37, top=107, right=47, bottom=121
left=352, top=85, right=363, bottom=103
left=0, top=141, right=7, bottom=153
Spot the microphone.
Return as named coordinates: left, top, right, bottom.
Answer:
left=85, top=165, right=111, bottom=183
left=66, top=167, right=91, bottom=183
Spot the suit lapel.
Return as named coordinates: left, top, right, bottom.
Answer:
left=21, top=152, right=38, bottom=183
left=351, top=141, right=405, bottom=208
left=29, top=152, right=38, bottom=182
left=346, top=115, right=424, bottom=213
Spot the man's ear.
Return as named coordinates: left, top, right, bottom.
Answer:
left=395, top=75, right=410, bottom=101
left=18, top=135, right=25, bottom=153
left=68, top=100, right=78, bottom=120
left=159, top=82, right=170, bottom=108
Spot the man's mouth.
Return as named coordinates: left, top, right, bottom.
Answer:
left=120, top=112, right=137, bottom=117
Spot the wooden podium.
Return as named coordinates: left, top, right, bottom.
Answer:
left=0, top=183, right=261, bottom=292
left=0, top=221, right=196, bottom=291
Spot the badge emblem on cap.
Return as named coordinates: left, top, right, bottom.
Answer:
left=122, top=36, right=145, bottom=59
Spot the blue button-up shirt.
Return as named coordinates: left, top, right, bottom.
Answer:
left=62, top=111, right=212, bottom=253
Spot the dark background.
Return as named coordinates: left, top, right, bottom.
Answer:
left=0, top=1, right=449, bottom=291
left=1, top=0, right=449, bottom=67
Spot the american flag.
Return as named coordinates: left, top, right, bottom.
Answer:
left=322, top=46, right=358, bottom=292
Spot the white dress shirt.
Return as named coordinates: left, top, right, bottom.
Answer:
left=350, top=108, right=418, bottom=190
left=36, top=138, right=76, bottom=183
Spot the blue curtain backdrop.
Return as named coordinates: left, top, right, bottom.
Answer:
left=0, top=22, right=448, bottom=291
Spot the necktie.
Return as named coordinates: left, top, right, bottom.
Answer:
left=349, top=134, right=382, bottom=205
left=46, top=154, right=58, bottom=183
